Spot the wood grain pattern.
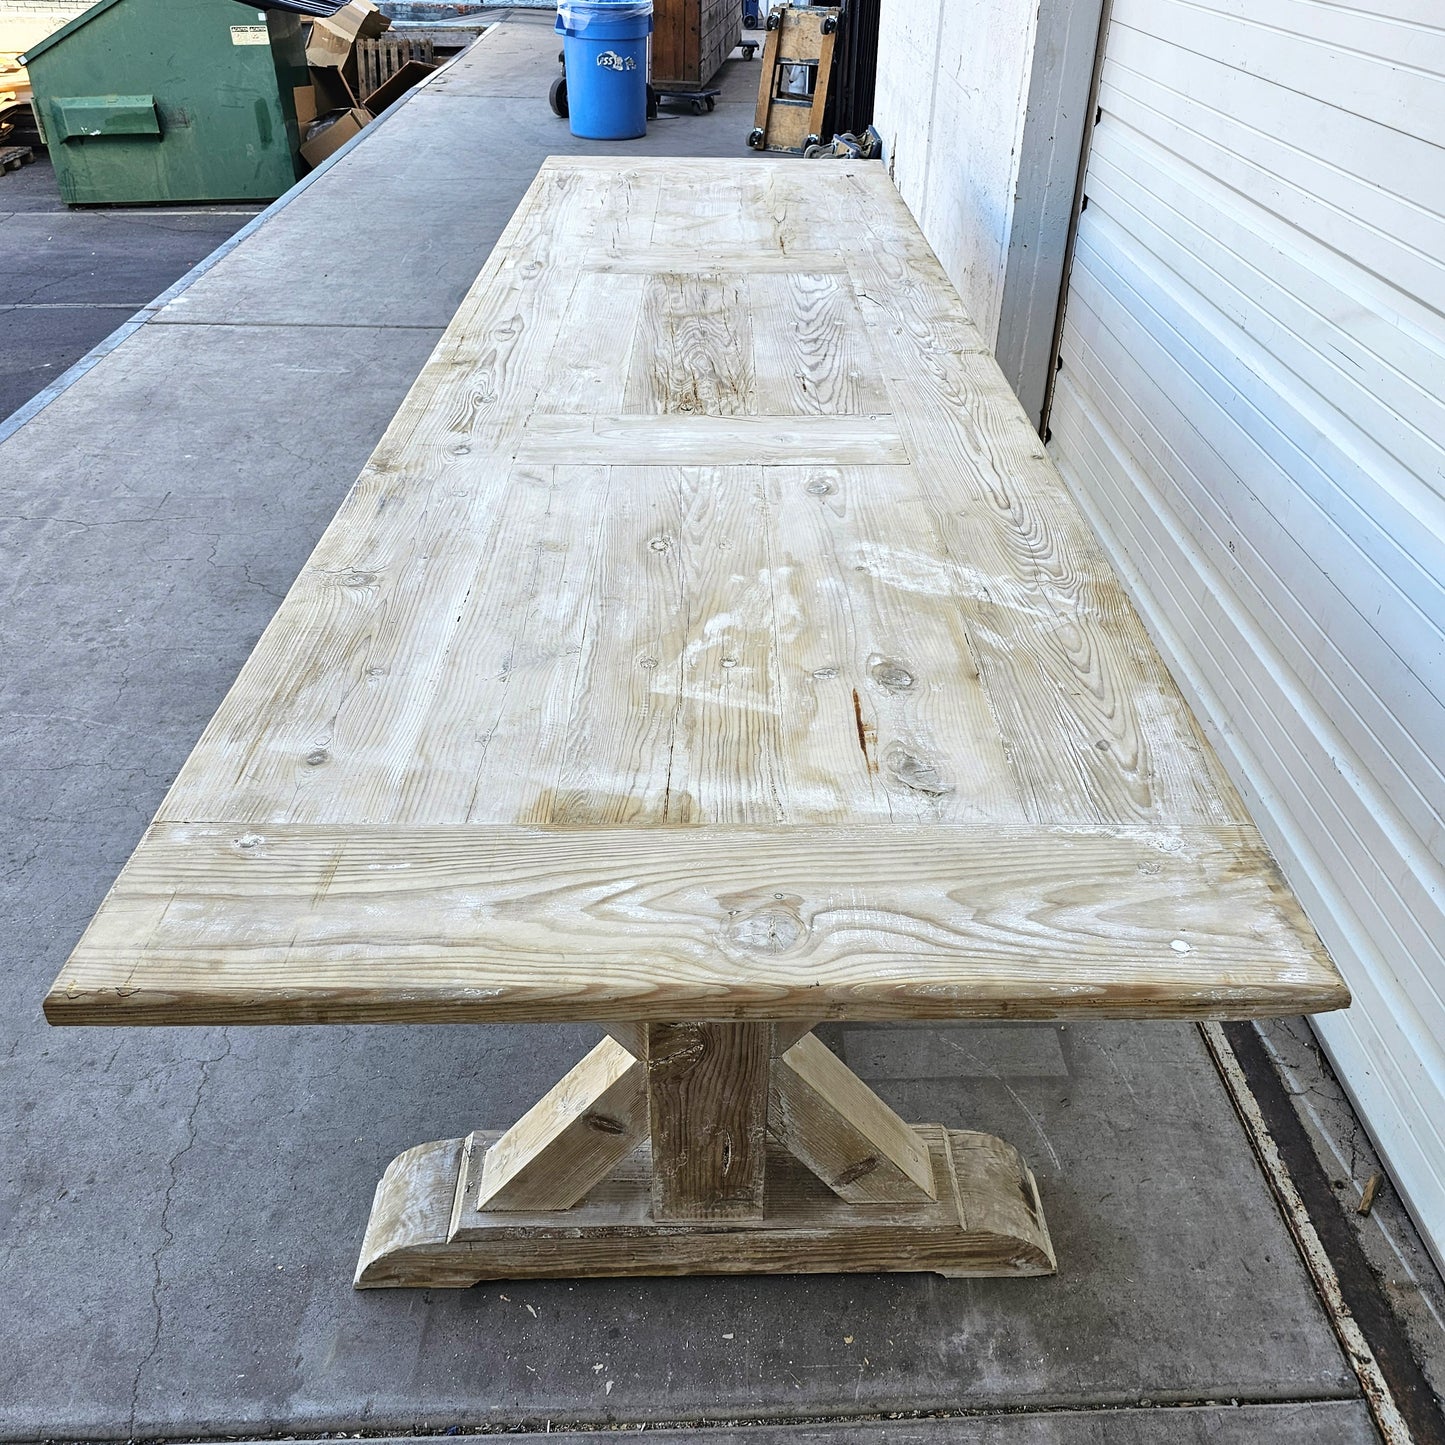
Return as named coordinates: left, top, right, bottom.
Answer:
left=46, top=159, right=1349, bottom=1036
left=585, top=248, right=848, bottom=274
left=750, top=272, right=891, bottom=416
left=625, top=273, right=755, bottom=416
left=841, top=228, right=1246, bottom=827
left=359, top=1125, right=1055, bottom=1285
left=770, top=1032, right=937, bottom=1202
left=462, top=1037, right=646, bottom=1212
left=643, top=1022, right=771, bottom=1220
left=513, top=414, right=909, bottom=466
left=47, top=823, right=1347, bottom=1025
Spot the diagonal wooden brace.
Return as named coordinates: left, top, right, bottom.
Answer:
left=769, top=1032, right=938, bottom=1203
left=457, top=1037, right=647, bottom=1215
left=369, top=1023, right=1054, bottom=1285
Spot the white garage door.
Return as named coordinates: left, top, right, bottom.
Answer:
left=1047, top=0, right=1445, bottom=1262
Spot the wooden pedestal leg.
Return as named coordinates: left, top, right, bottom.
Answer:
left=642, top=1022, right=772, bottom=1221
left=354, top=1023, right=1057, bottom=1288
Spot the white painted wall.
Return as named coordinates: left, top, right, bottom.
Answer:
left=873, top=0, right=1104, bottom=424
left=874, top=0, right=1039, bottom=345
left=1050, top=0, right=1445, bottom=1266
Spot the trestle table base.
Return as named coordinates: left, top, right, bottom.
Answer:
left=356, top=1124, right=1055, bottom=1287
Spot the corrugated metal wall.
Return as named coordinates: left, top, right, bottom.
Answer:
left=1049, top=0, right=1445, bottom=1262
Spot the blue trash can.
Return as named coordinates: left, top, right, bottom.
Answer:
left=556, top=0, right=653, bottom=141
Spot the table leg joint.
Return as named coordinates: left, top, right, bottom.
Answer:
left=354, top=1021, right=1056, bottom=1286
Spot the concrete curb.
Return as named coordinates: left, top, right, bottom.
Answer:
left=0, top=26, right=489, bottom=448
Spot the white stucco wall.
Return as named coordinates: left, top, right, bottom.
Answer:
left=874, top=0, right=1041, bottom=344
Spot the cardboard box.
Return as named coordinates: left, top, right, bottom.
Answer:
left=337, top=0, right=391, bottom=42
left=299, top=105, right=370, bottom=168
left=294, top=1, right=395, bottom=164
left=293, top=83, right=318, bottom=137
left=362, top=58, right=437, bottom=115
left=310, top=62, right=359, bottom=113
left=305, top=0, right=389, bottom=67
left=305, top=22, right=354, bottom=74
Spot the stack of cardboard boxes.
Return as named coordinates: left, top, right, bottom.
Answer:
left=295, top=0, right=436, bottom=167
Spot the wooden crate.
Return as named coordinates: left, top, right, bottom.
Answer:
left=652, top=0, right=742, bottom=91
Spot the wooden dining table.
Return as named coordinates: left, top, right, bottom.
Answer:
left=46, top=158, right=1349, bottom=1288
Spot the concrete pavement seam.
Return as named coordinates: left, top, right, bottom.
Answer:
left=20, top=1393, right=1376, bottom=1445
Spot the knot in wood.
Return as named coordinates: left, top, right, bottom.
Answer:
left=805, top=476, right=834, bottom=496
left=328, top=567, right=378, bottom=589
left=583, top=1111, right=628, bottom=1135
left=833, top=1155, right=882, bottom=1187
left=869, top=657, right=915, bottom=691
left=884, top=743, right=952, bottom=798
left=724, top=903, right=807, bottom=955
left=304, top=748, right=330, bottom=767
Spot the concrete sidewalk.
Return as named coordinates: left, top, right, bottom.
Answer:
left=0, top=158, right=259, bottom=421
left=0, top=15, right=1381, bottom=1443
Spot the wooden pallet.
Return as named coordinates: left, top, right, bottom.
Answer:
left=356, top=35, right=435, bottom=102
left=0, top=143, right=33, bottom=174
left=748, top=5, right=839, bottom=153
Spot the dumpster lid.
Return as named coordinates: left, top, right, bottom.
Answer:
left=18, top=0, right=126, bottom=65
left=233, top=0, right=350, bottom=14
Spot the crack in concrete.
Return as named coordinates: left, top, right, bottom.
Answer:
left=128, top=1030, right=233, bottom=1435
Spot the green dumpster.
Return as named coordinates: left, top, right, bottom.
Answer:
left=22, top=0, right=308, bottom=205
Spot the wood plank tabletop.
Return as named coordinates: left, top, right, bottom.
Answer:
left=47, top=158, right=1348, bottom=1028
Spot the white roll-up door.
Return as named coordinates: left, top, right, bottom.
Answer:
left=1048, top=0, right=1445, bottom=1262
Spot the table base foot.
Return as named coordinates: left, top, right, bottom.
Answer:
left=355, top=1124, right=1055, bottom=1287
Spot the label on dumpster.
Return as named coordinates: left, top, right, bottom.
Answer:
left=230, top=25, right=269, bottom=45
left=596, top=50, right=637, bottom=71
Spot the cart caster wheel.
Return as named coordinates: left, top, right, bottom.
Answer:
left=805, top=133, right=821, bottom=148
left=741, top=43, right=757, bottom=59
left=647, top=85, right=659, bottom=120
left=558, top=48, right=565, bottom=64
left=766, top=12, right=780, bottom=28
left=705, top=95, right=716, bottom=111
left=742, top=12, right=758, bottom=28
left=747, top=127, right=765, bottom=149
left=549, top=75, right=569, bottom=118
left=821, top=15, right=837, bottom=33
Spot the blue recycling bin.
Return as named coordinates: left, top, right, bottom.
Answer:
left=556, top=0, right=653, bottom=141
